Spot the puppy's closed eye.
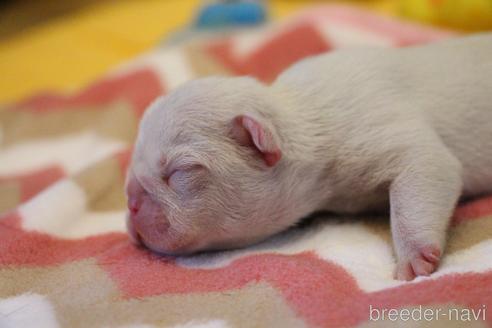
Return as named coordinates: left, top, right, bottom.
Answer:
left=166, top=166, right=207, bottom=195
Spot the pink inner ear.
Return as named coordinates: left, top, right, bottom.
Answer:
left=232, top=115, right=282, bottom=167
left=263, top=151, right=282, bottom=167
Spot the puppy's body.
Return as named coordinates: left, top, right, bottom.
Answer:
left=275, top=34, right=492, bottom=207
left=127, top=34, right=492, bottom=280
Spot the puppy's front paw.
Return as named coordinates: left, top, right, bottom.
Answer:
left=395, top=245, right=441, bottom=281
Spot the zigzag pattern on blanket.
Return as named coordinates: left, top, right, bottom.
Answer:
left=0, top=5, right=491, bottom=328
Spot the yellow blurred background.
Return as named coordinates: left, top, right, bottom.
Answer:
left=1, top=0, right=491, bottom=104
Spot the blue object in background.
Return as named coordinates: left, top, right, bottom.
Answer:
left=194, top=1, right=267, bottom=29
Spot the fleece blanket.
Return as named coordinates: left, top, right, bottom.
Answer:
left=1, top=5, right=491, bottom=328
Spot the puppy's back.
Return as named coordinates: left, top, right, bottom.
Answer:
left=274, top=34, right=492, bottom=195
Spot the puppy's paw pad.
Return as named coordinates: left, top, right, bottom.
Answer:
left=420, top=245, right=441, bottom=264
left=395, top=245, right=441, bottom=281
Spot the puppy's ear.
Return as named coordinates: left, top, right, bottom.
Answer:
left=231, top=114, right=282, bottom=167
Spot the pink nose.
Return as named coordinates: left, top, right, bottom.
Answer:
left=126, top=173, right=145, bottom=215
left=128, top=197, right=140, bottom=215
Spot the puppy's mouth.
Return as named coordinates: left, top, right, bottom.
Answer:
left=126, top=215, right=141, bottom=245
left=126, top=213, right=155, bottom=251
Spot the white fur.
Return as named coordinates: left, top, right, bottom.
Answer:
left=129, top=34, right=492, bottom=279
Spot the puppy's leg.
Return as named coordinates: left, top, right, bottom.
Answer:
left=390, top=143, right=462, bottom=281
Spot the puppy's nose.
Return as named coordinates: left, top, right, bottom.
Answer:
left=128, top=197, right=141, bottom=215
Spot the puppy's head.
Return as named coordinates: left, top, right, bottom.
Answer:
left=126, top=77, right=292, bottom=255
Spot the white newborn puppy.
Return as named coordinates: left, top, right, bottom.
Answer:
left=126, top=34, right=492, bottom=280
